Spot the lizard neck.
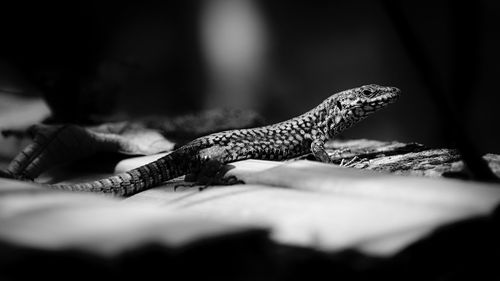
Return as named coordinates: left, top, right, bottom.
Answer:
left=307, top=97, right=357, bottom=139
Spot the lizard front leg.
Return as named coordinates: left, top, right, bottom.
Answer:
left=310, top=136, right=361, bottom=166
left=310, top=138, right=334, bottom=163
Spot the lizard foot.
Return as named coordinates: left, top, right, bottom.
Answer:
left=197, top=175, right=245, bottom=191
left=339, top=156, right=368, bottom=168
left=175, top=160, right=244, bottom=192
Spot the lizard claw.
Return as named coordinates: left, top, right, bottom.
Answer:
left=339, top=156, right=367, bottom=168
left=339, top=156, right=357, bottom=167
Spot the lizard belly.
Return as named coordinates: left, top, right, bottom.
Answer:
left=227, top=138, right=311, bottom=162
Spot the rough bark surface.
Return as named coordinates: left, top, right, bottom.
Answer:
left=324, top=139, right=497, bottom=179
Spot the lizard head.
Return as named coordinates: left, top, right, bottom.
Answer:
left=345, top=84, right=400, bottom=116
left=323, top=84, right=400, bottom=136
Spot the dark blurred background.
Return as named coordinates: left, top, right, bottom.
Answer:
left=1, top=0, right=499, bottom=153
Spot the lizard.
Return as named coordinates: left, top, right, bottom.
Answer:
left=46, top=84, right=400, bottom=196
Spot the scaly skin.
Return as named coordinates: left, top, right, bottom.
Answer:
left=50, top=84, right=400, bottom=196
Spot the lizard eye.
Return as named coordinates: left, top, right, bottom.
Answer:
left=362, top=89, right=372, bottom=96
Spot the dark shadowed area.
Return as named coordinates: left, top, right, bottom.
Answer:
left=1, top=0, right=499, bottom=152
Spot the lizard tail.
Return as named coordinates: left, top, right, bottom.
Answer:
left=48, top=151, right=190, bottom=196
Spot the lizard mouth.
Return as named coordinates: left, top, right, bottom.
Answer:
left=372, top=87, right=400, bottom=105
